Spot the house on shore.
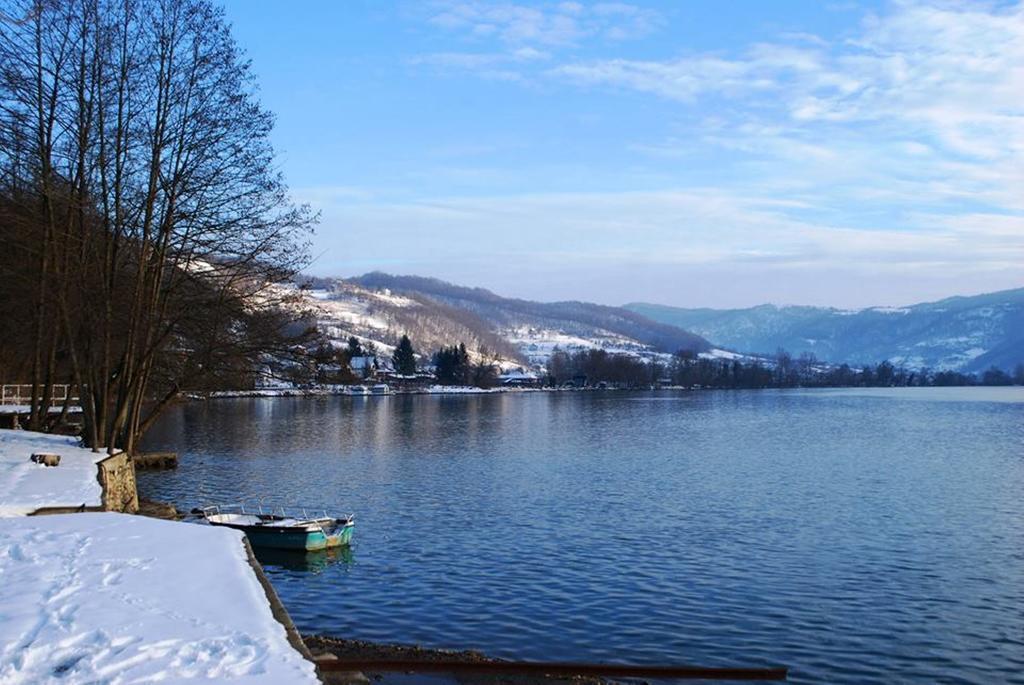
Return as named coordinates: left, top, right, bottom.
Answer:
left=378, top=370, right=437, bottom=391
left=498, top=369, right=544, bottom=388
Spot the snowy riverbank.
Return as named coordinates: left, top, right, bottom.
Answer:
left=0, top=431, right=109, bottom=516
left=196, top=384, right=544, bottom=399
left=0, top=430, right=319, bottom=683
left=0, top=513, right=319, bottom=684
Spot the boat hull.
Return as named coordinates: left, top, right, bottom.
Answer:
left=242, top=523, right=354, bottom=551
left=206, top=515, right=355, bottom=551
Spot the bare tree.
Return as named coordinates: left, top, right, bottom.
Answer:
left=0, top=0, right=315, bottom=451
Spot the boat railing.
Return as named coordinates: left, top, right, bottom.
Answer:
left=203, top=502, right=353, bottom=525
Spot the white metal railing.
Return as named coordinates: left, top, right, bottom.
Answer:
left=202, top=502, right=354, bottom=526
left=0, top=384, right=79, bottom=407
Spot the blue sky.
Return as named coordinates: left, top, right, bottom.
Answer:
left=220, top=0, right=1024, bottom=308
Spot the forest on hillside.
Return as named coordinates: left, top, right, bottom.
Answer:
left=545, top=348, right=1024, bottom=390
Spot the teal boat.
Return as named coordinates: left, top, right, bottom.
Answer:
left=202, top=504, right=354, bottom=551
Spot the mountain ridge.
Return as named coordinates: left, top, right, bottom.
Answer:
left=347, top=272, right=712, bottom=356
left=294, top=272, right=712, bottom=372
left=626, top=286, right=1024, bottom=372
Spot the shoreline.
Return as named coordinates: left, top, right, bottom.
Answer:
left=181, top=383, right=1016, bottom=402
left=135, top=499, right=607, bottom=684
left=5, top=383, right=1010, bottom=419
left=186, top=384, right=718, bottom=400
left=190, top=385, right=543, bottom=399
left=305, top=635, right=606, bottom=685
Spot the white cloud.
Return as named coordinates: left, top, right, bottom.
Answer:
left=424, top=0, right=662, bottom=47
left=388, top=2, right=1024, bottom=305
left=310, top=187, right=1023, bottom=270
left=558, top=2, right=1024, bottom=224
left=555, top=2, right=1024, bottom=159
left=305, top=186, right=1024, bottom=306
left=411, top=44, right=551, bottom=75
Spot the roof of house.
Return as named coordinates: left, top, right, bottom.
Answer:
left=498, top=370, right=539, bottom=381
left=349, top=355, right=376, bottom=371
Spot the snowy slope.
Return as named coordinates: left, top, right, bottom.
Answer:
left=336, top=272, right=711, bottom=369
left=627, top=287, right=1024, bottom=372
left=293, top=280, right=525, bottom=368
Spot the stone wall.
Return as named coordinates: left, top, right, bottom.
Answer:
left=98, top=451, right=139, bottom=513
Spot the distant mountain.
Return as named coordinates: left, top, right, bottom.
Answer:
left=292, top=272, right=712, bottom=371
left=626, top=288, right=1024, bottom=372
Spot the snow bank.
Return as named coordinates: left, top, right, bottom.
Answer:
left=0, top=430, right=108, bottom=517
left=0, top=513, right=319, bottom=684
left=422, top=385, right=506, bottom=394
left=700, top=348, right=745, bottom=361
left=0, top=405, right=78, bottom=414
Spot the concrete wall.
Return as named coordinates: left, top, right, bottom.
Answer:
left=98, top=452, right=139, bottom=514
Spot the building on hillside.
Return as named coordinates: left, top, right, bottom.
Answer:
left=348, top=355, right=378, bottom=379
left=378, top=370, right=437, bottom=390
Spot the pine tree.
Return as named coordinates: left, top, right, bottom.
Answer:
left=433, top=343, right=471, bottom=385
left=393, top=335, right=417, bottom=375
left=457, top=343, right=470, bottom=384
left=347, top=337, right=363, bottom=358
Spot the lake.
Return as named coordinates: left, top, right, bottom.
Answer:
left=138, top=388, right=1024, bottom=684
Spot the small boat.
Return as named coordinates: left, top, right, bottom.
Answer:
left=344, top=385, right=370, bottom=396
left=370, top=383, right=392, bottom=395
left=202, top=504, right=354, bottom=551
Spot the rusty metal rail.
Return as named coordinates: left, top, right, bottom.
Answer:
left=315, top=657, right=787, bottom=680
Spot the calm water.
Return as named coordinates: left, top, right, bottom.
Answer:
left=139, top=388, right=1024, bottom=684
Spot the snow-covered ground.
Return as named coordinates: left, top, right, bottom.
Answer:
left=291, top=284, right=524, bottom=370
left=420, top=385, right=533, bottom=394
left=504, top=326, right=757, bottom=370
left=505, top=326, right=668, bottom=367
left=699, top=348, right=747, bottom=361
left=0, top=513, right=319, bottom=684
left=0, top=406, right=78, bottom=414
left=299, top=286, right=415, bottom=358
left=0, top=431, right=109, bottom=517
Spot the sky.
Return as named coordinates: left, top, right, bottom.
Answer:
left=219, top=0, right=1024, bottom=309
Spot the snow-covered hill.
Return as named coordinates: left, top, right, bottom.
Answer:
left=295, top=273, right=713, bottom=371
left=627, top=288, right=1024, bottom=372
left=292, top=280, right=523, bottom=368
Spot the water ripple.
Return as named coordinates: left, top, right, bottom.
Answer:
left=139, top=389, right=1024, bottom=684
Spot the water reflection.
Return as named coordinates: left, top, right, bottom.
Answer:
left=254, top=544, right=354, bottom=574
left=158, top=394, right=522, bottom=462
left=139, top=389, right=1024, bottom=684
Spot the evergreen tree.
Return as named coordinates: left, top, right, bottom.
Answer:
left=347, top=337, right=363, bottom=358
left=433, top=343, right=472, bottom=385
left=393, top=335, right=417, bottom=375
left=457, top=343, right=470, bottom=383
left=875, top=360, right=896, bottom=386
left=981, top=366, right=1012, bottom=386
